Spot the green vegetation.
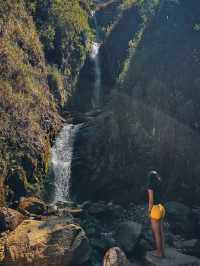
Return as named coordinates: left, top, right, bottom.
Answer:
left=118, top=0, right=160, bottom=85
left=47, top=65, right=69, bottom=109
left=0, top=0, right=62, bottom=204
left=25, top=0, right=94, bottom=107
left=121, top=0, right=144, bottom=9
left=26, top=0, right=93, bottom=71
left=0, top=0, right=92, bottom=205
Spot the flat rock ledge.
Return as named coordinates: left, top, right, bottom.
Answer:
left=144, top=248, right=200, bottom=266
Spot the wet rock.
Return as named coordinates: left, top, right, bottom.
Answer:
left=106, top=202, right=124, bottom=217
left=80, top=201, right=92, bottom=210
left=91, top=232, right=117, bottom=251
left=65, top=207, right=83, bottom=216
left=191, top=207, right=200, bottom=237
left=19, top=196, right=47, bottom=215
left=144, top=248, right=200, bottom=266
left=4, top=218, right=91, bottom=266
left=165, top=202, right=190, bottom=218
left=165, top=202, right=197, bottom=237
left=86, top=201, right=124, bottom=218
left=56, top=208, right=82, bottom=219
left=115, top=221, right=142, bottom=254
left=137, top=238, right=153, bottom=255
left=87, top=201, right=109, bottom=215
left=130, top=261, right=142, bottom=266
left=0, top=207, right=24, bottom=232
left=142, top=229, right=154, bottom=247
left=103, top=247, right=131, bottom=266
left=173, top=239, right=200, bottom=257
left=47, top=203, right=82, bottom=219
left=55, top=200, right=77, bottom=209
left=46, top=204, right=58, bottom=216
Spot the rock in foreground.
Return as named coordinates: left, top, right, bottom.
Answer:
left=115, top=221, right=142, bottom=253
left=19, top=196, right=47, bottom=215
left=144, top=248, right=200, bottom=266
left=103, top=247, right=131, bottom=266
left=0, top=207, right=24, bottom=232
left=4, top=218, right=90, bottom=266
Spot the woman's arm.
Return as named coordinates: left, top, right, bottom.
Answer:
left=148, top=189, right=154, bottom=215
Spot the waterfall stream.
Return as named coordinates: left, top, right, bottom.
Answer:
left=49, top=12, right=102, bottom=204
left=51, top=123, right=82, bottom=202
left=91, top=12, right=102, bottom=107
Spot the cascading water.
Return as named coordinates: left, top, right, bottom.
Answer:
left=91, top=11, right=102, bottom=107
left=49, top=12, right=102, bottom=204
left=51, top=123, right=82, bottom=202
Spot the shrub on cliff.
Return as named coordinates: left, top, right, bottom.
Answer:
left=0, top=0, right=93, bottom=205
left=0, top=0, right=62, bottom=204
left=122, top=0, right=145, bottom=9
left=26, top=0, right=93, bottom=73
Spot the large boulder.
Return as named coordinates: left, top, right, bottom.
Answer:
left=165, top=202, right=191, bottom=218
left=165, top=202, right=197, bottom=237
left=86, top=201, right=124, bottom=218
left=173, top=239, right=200, bottom=257
left=144, top=248, right=200, bottom=266
left=115, top=221, right=142, bottom=254
left=0, top=207, right=24, bottom=232
left=4, top=218, right=91, bottom=266
left=103, top=247, right=131, bottom=266
left=19, top=196, right=47, bottom=216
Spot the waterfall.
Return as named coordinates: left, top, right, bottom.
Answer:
left=48, top=12, right=102, bottom=204
left=51, top=123, right=82, bottom=203
left=90, top=11, right=102, bottom=107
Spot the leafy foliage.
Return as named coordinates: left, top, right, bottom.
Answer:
left=26, top=0, right=93, bottom=72
left=121, top=0, right=144, bottom=9
left=0, top=0, right=93, bottom=205
left=0, top=0, right=98, bottom=206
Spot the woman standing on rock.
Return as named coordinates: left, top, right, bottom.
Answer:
left=147, top=170, right=165, bottom=258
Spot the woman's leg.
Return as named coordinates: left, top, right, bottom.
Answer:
left=151, top=218, right=163, bottom=257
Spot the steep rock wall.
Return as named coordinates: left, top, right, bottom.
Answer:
left=71, top=0, right=200, bottom=205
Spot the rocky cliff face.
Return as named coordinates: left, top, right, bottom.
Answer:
left=1, top=0, right=200, bottom=216
left=71, top=0, right=200, bottom=205
left=26, top=0, right=93, bottom=110
left=0, top=0, right=92, bottom=206
left=2, top=1, right=200, bottom=265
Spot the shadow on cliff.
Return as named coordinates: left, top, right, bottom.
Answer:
left=70, top=0, right=200, bottom=205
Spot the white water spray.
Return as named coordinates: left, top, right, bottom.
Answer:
left=51, top=123, right=82, bottom=202
left=90, top=11, right=102, bottom=106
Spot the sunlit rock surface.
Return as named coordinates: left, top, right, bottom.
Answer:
left=4, top=218, right=90, bottom=266
left=19, top=196, right=47, bottom=216
left=103, top=247, right=131, bottom=266
left=0, top=208, right=24, bottom=232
